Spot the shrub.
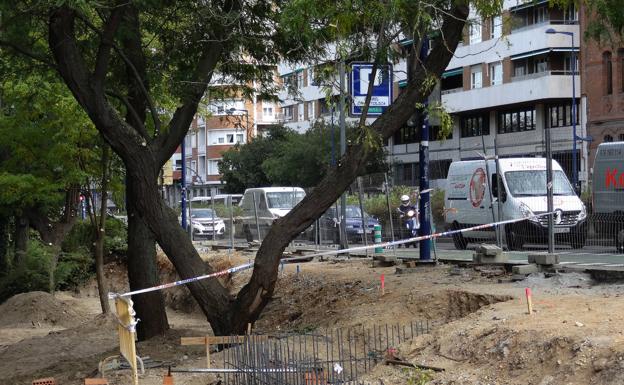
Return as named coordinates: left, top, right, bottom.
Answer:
left=62, top=217, right=127, bottom=257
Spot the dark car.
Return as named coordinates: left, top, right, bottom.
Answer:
left=312, top=205, right=379, bottom=244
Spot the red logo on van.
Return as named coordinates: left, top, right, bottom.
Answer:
left=470, top=168, right=486, bottom=208
left=606, top=168, right=624, bottom=188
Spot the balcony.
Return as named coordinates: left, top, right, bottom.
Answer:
left=442, top=73, right=579, bottom=113
left=447, top=22, right=579, bottom=69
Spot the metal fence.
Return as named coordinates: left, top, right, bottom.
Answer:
left=174, top=320, right=432, bottom=385
left=182, top=142, right=624, bottom=255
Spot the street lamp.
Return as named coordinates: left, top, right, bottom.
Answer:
left=545, top=28, right=590, bottom=191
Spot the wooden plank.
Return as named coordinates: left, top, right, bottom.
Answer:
left=180, top=337, right=207, bottom=346
left=115, top=298, right=138, bottom=385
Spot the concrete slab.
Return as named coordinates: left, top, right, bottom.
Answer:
left=512, top=264, right=539, bottom=275
left=533, top=254, right=560, bottom=266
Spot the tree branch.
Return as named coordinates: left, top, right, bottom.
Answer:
left=105, top=89, right=149, bottom=138
left=0, top=39, right=57, bottom=70
left=93, top=6, right=125, bottom=88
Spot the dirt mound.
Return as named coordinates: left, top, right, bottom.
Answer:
left=0, top=291, right=89, bottom=329
left=405, top=294, right=624, bottom=385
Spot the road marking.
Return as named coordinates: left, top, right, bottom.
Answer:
left=601, top=264, right=624, bottom=268
left=558, top=261, right=577, bottom=265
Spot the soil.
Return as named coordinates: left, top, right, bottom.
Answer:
left=2, top=250, right=624, bottom=385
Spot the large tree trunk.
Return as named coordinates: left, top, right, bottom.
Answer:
left=94, top=146, right=111, bottom=314
left=126, top=175, right=169, bottom=341
left=47, top=3, right=468, bottom=337
left=0, top=216, right=9, bottom=273
left=14, top=215, right=29, bottom=265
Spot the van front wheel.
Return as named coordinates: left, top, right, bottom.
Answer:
left=451, top=222, right=467, bottom=250
left=505, top=224, right=524, bottom=251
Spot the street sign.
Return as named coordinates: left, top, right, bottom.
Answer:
left=349, top=63, right=393, bottom=116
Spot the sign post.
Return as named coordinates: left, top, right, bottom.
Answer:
left=349, top=63, right=393, bottom=117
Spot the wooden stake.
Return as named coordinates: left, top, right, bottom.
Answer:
left=525, top=287, right=533, bottom=315
left=380, top=274, right=385, bottom=296
left=247, top=323, right=252, bottom=335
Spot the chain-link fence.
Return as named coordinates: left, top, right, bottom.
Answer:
left=181, top=141, right=624, bottom=256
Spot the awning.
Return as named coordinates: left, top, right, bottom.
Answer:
left=511, top=47, right=579, bottom=60
left=442, top=68, right=463, bottom=78
left=510, top=0, right=548, bottom=12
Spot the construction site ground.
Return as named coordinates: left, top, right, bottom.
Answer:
left=2, top=250, right=624, bottom=385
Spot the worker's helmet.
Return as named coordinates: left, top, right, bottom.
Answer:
left=400, top=195, right=410, bottom=204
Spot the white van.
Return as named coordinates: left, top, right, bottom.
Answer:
left=239, top=187, right=306, bottom=241
left=592, top=142, right=624, bottom=253
left=445, top=158, right=587, bottom=250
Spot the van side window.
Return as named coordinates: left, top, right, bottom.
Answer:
left=258, top=192, right=268, bottom=210
left=491, top=174, right=498, bottom=198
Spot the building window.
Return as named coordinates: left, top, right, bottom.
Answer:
left=564, top=53, right=578, bottom=73
left=307, top=101, right=315, bottom=119
left=283, top=105, right=293, bottom=120
left=498, top=107, right=536, bottom=133
left=534, top=57, right=548, bottom=73
left=207, top=159, right=220, bottom=175
left=393, top=124, right=419, bottom=145
left=430, top=159, right=453, bottom=180
left=430, top=125, right=452, bottom=141
left=548, top=100, right=579, bottom=128
left=308, top=67, right=316, bottom=86
left=470, top=65, right=483, bottom=89
left=263, top=106, right=273, bottom=118
left=218, top=137, right=224, bottom=144
left=604, top=51, right=613, bottom=95
left=461, top=114, right=490, bottom=137
left=174, top=159, right=182, bottom=171
left=620, top=133, right=624, bottom=141
left=604, top=135, right=614, bottom=142
left=489, top=62, right=502, bottom=86
left=491, top=15, right=502, bottom=39
left=296, top=71, right=304, bottom=89
left=513, top=61, right=526, bottom=77
left=226, top=134, right=234, bottom=143
left=469, top=20, right=482, bottom=44
left=236, top=134, right=244, bottom=143
left=298, top=103, right=305, bottom=121
left=534, top=6, right=549, bottom=24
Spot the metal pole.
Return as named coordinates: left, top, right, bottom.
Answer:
left=418, top=37, right=431, bottom=260
left=419, top=107, right=431, bottom=260
left=571, top=33, right=578, bottom=191
left=181, top=136, right=187, bottom=229
left=189, top=188, right=193, bottom=241
left=339, top=60, right=348, bottom=250
left=495, top=135, right=504, bottom=247
left=546, top=127, right=555, bottom=254
left=228, top=195, right=234, bottom=253
left=384, top=173, right=396, bottom=255
left=252, top=191, right=261, bottom=241
left=357, top=177, right=369, bottom=255
left=210, top=189, right=216, bottom=241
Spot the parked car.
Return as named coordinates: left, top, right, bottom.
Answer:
left=239, top=187, right=306, bottom=241
left=445, top=157, right=587, bottom=250
left=187, top=208, right=226, bottom=238
left=312, top=205, right=379, bottom=244
left=592, top=141, right=624, bottom=253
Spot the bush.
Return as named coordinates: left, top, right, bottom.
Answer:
left=62, top=217, right=127, bottom=257
left=0, top=240, right=93, bottom=302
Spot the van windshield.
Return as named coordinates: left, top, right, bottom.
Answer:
left=266, top=191, right=305, bottom=209
left=505, top=170, right=575, bottom=197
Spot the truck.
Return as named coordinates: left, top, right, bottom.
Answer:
left=592, top=142, right=624, bottom=253
left=444, top=157, right=587, bottom=250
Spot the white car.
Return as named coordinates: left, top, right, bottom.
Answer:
left=189, top=208, right=226, bottom=238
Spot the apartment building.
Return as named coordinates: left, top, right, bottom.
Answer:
left=277, top=0, right=586, bottom=191
left=579, top=6, right=624, bottom=168
left=164, top=94, right=280, bottom=204
left=390, top=0, right=585, bottom=189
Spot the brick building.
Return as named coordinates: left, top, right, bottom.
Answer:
left=580, top=6, right=624, bottom=171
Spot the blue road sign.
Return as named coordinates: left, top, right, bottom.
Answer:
left=349, top=63, right=393, bottom=116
